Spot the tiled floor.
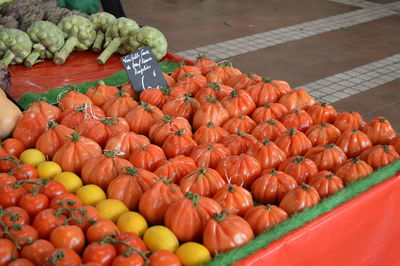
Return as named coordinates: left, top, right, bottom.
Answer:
left=121, top=0, right=400, bottom=130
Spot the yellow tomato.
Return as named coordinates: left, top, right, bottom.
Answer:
left=37, top=161, right=62, bottom=179
left=53, top=171, right=83, bottom=193
left=143, top=225, right=179, bottom=252
left=117, top=211, right=148, bottom=237
left=96, top=199, right=129, bottom=222
left=176, top=242, right=211, bottom=266
left=20, top=149, right=46, bottom=167
left=76, top=184, right=106, bottom=206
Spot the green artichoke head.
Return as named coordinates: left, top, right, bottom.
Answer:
left=0, top=28, right=32, bottom=64
left=57, top=15, right=96, bottom=51
left=129, top=26, right=168, bottom=60
left=90, top=12, right=116, bottom=32
left=103, top=17, right=139, bottom=52
left=27, top=21, right=65, bottom=58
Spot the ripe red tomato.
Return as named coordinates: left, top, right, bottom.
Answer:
left=1, top=138, right=25, bottom=158
left=7, top=258, right=35, bottom=266
left=149, top=250, right=182, bottom=266
left=10, top=164, right=38, bottom=181
left=86, top=219, right=120, bottom=243
left=1, top=206, right=30, bottom=225
left=32, top=208, right=64, bottom=239
left=0, top=173, right=17, bottom=186
left=44, top=248, right=82, bottom=266
left=39, top=180, right=67, bottom=200
left=0, top=182, right=27, bottom=208
left=69, top=205, right=100, bottom=232
left=18, top=192, right=49, bottom=218
left=111, top=253, right=145, bottom=266
left=82, top=242, right=117, bottom=265
left=0, top=153, right=20, bottom=172
left=49, top=192, right=82, bottom=210
left=49, top=225, right=85, bottom=254
left=0, top=239, right=18, bottom=265
left=21, top=239, right=55, bottom=265
left=113, top=232, right=147, bottom=254
left=7, top=224, right=38, bottom=248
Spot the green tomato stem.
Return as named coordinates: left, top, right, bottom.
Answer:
left=53, top=36, right=79, bottom=65
left=1, top=50, right=15, bottom=67
left=92, top=31, right=105, bottom=53
left=97, top=37, right=122, bottom=64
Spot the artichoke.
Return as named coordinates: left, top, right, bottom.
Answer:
left=128, top=26, right=168, bottom=60
left=97, top=17, right=139, bottom=64
left=90, top=12, right=116, bottom=53
left=54, top=15, right=96, bottom=65
left=25, top=21, right=65, bottom=68
left=0, top=28, right=32, bottom=66
left=0, top=15, right=18, bottom=29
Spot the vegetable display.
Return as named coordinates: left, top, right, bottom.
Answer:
left=0, top=54, right=398, bottom=265
left=89, top=12, right=116, bottom=53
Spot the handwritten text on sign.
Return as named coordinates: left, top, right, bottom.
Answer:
left=120, top=47, right=168, bottom=95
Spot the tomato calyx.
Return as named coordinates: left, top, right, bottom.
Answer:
left=115, top=89, right=127, bottom=97
left=70, top=131, right=81, bottom=143
left=228, top=185, right=236, bottom=192
left=140, top=101, right=155, bottom=113
left=326, top=174, right=334, bottom=180
left=13, top=179, right=44, bottom=190
left=160, top=87, right=171, bottom=96
left=352, top=129, right=359, bottom=134
left=212, top=210, right=228, bottom=222
left=185, top=192, right=200, bottom=208
left=379, top=117, right=387, bottom=123
left=262, top=139, right=271, bottom=146
left=206, top=121, right=214, bottom=128
left=207, top=145, right=215, bottom=151
left=100, top=235, right=150, bottom=262
left=267, top=119, right=277, bottom=126
left=324, top=143, right=336, bottom=149
left=236, top=128, right=247, bottom=137
left=294, top=156, right=306, bottom=165
left=174, top=128, right=186, bottom=136
left=100, top=117, right=120, bottom=126
left=159, top=114, right=174, bottom=123
left=208, top=82, right=221, bottom=92
left=294, top=109, right=300, bottom=115
left=47, top=120, right=58, bottom=130
left=382, top=145, right=391, bottom=153
left=352, top=157, right=361, bottom=164
left=300, top=183, right=310, bottom=191
left=124, top=166, right=139, bottom=176
left=183, top=74, right=194, bottom=79
left=266, top=204, right=272, bottom=211
left=288, top=128, right=297, bottom=136
left=104, top=149, right=119, bottom=158
left=320, top=102, right=328, bottom=108
left=46, top=249, right=65, bottom=266
left=320, top=123, right=328, bottom=128
left=198, top=168, right=207, bottom=175
left=230, top=90, right=239, bottom=98
left=205, top=95, right=217, bottom=103
left=270, top=169, right=277, bottom=176
left=262, top=77, right=272, bottom=83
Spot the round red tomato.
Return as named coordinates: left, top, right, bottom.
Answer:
left=111, top=253, right=145, bottom=266
left=21, top=239, right=55, bottom=266
left=0, top=153, right=20, bottom=172
left=7, top=224, right=38, bottom=248
left=69, top=205, right=100, bottom=232
left=10, top=164, right=38, bottom=181
left=49, top=192, right=82, bottom=210
left=0, top=182, right=27, bottom=208
left=39, top=180, right=67, bottom=200
left=113, top=232, right=147, bottom=254
left=49, top=225, right=85, bottom=254
left=7, top=258, right=35, bottom=266
left=44, top=248, right=82, bottom=266
left=82, top=242, right=117, bottom=265
left=2, top=206, right=30, bottom=226
left=86, top=219, right=120, bottom=243
left=149, top=250, right=182, bottom=266
left=1, top=138, right=25, bottom=158
left=32, top=208, right=65, bottom=239
left=0, top=239, right=18, bottom=265
left=18, top=192, right=49, bottom=218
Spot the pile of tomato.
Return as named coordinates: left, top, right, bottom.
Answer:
left=1, top=55, right=400, bottom=265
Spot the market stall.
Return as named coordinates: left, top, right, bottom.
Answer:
left=1, top=1, right=400, bottom=265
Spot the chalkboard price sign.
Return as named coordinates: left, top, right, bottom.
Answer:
left=120, top=47, right=168, bottom=95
